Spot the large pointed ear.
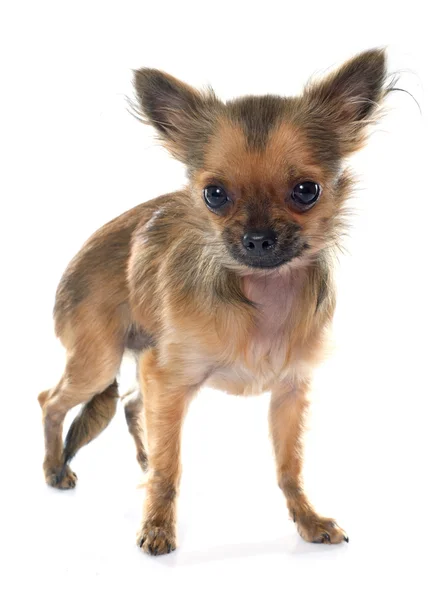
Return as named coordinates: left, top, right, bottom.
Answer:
left=132, top=68, right=220, bottom=165
left=301, top=49, right=388, bottom=154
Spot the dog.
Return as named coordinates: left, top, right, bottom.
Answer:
left=38, top=48, right=391, bottom=555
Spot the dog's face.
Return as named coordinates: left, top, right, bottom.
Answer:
left=134, top=49, right=387, bottom=271
left=193, top=113, right=338, bottom=270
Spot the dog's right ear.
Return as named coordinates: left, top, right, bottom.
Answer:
left=133, top=69, right=220, bottom=165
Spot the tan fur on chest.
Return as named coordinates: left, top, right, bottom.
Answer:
left=243, top=269, right=299, bottom=355
left=206, top=268, right=315, bottom=395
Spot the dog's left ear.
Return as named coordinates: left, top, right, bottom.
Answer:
left=302, top=48, right=388, bottom=153
left=133, top=69, right=220, bottom=165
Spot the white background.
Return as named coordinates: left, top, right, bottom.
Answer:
left=1, top=2, right=439, bottom=599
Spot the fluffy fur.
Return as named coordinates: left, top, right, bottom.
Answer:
left=39, top=48, right=390, bottom=554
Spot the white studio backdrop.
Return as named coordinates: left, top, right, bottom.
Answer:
left=0, top=2, right=438, bottom=599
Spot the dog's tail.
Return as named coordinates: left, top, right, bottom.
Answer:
left=63, top=380, right=119, bottom=464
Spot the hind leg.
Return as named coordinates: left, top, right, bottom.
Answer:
left=39, top=348, right=122, bottom=489
left=123, top=390, right=148, bottom=471
left=41, top=378, right=91, bottom=489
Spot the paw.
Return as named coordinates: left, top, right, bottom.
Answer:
left=296, top=513, right=348, bottom=544
left=137, top=524, right=176, bottom=556
left=44, top=464, right=77, bottom=490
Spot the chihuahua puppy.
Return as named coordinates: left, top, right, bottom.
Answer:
left=38, top=49, right=390, bottom=555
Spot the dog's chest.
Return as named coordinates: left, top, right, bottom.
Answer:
left=208, top=271, right=302, bottom=395
left=243, top=272, right=294, bottom=357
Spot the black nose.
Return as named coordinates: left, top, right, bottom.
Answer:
left=242, top=229, right=277, bottom=254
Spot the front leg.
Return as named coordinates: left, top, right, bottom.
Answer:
left=269, top=380, right=348, bottom=544
left=136, top=349, right=199, bottom=556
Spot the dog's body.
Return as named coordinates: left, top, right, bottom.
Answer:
left=39, top=49, right=390, bottom=554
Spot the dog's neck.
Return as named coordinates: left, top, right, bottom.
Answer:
left=241, top=265, right=308, bottom=334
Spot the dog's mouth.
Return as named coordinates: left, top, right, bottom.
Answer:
left=226, top=243, right=306, bottom=270
left=231, top=254, right=292, bottom=270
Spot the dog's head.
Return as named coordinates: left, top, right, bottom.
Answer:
left=133, top=49, right=388, bottom=271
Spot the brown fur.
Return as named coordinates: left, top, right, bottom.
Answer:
left=123, top=389, right=149, bottom=471
left=63, top=381, right=119, bottom=464
left=39, top=49, right=390, bottom=553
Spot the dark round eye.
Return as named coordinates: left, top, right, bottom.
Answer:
left=291, top=181, right=321, bottom=209
left=203, top=186, right=229, bottom=209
